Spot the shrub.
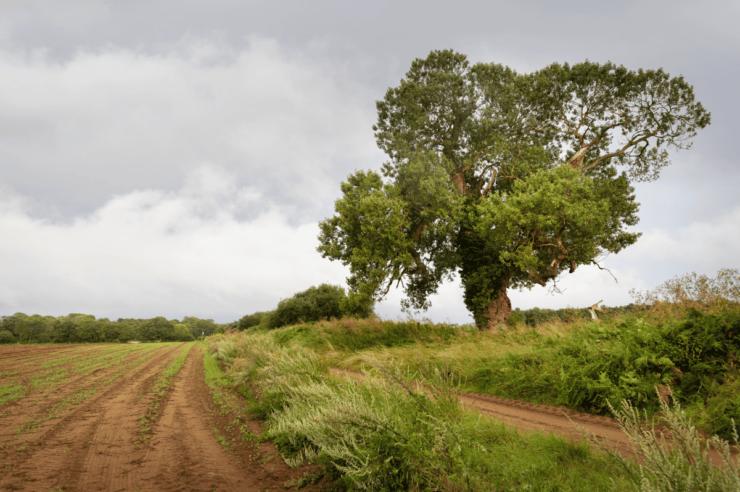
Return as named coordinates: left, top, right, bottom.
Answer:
left=0, top=329, right=16, bottom=344
left=700, top=377, right=740, bottom=438
left=236, top=311, right=270, bottom=330
left=659, top=309, right=739, bottom=399
left=631, top=268, right=740, bottom=308
left=339, top=291, right=375, bottom=318
left=267, top=284, right=351, bottom=328
left=249, top=284, right=377, bottom=330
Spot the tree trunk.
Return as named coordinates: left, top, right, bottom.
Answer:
left=485, top=287, right=511, bottom=330
left=451, top=172, right=466, bottom=194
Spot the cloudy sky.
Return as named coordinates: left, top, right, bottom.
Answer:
left=1, top=0, right=738, bottom=323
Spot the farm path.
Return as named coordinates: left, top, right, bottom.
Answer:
left=457, top=391, right=632, bottom=455
left=0, top=344, right=298, bottom=492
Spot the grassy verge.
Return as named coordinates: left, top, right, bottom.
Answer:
left=138, top=342, right=193, bottom=440
left=203, top=344, right=230, bottom=410
left=267, top=309, right=739, bottom=440
left=209, top=332, right=634, bottom=491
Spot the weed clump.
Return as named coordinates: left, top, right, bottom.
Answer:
left=610, top=393, right=739, bottom=492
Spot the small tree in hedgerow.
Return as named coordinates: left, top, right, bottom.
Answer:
left=318, top=50, right=710, bottom=330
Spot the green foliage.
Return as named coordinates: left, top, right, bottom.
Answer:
left=340, top=290, right=376, bottom=319
left=0, top=329, right=16, bottom=343
left=271, top=318, right=467, bottom=352
left=477, top=165, right=639, bottom=289
left=467, top=311, right=739, bottom=423
left=0, top=312, right=219, bottom=343
left=701, top=377, right=740, bottom=438
left=236, top=311, right=270, bottom=330
left=268, top=284, right=344, bottom=328
left=265, top=284, right=374, bottom=329
left=140, top=317, right=178, bottom=341
left=319, top=50, right=710, bottom=328
left=660, top=310, right=739, bottom=395
left=318, top=171, right=420, bottom=304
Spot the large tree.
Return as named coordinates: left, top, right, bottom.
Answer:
left=318, top=50, right=710, bottom=329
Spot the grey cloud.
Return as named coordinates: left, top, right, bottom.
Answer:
left=0, top=167, right=348, bottom=321
left=0, top=40, right=382, bottom=220
left=1, top=1, right=737, bottom=226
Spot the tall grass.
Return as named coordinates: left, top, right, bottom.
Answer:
left=314, top=309, right=740, bottom=440
left=610, top=394, right=739, bottom=492
left=209, top=333, right=631, bottom=491
left=270, top=317, right=470, bottom=352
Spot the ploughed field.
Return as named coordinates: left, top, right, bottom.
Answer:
left=0, top=343, right=301, bottom=492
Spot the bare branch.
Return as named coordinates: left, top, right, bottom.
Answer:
left=591, top=260, right=618, bottom=283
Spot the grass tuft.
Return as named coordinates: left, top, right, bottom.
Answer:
left=610, top=392, right=739, bottom=492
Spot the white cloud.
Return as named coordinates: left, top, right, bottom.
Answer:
left=0, top=166, right=347, bottom=321
left=615, top=205, right=740, bottom=281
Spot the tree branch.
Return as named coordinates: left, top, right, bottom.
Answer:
left=591, top=260, right=618, bottom=283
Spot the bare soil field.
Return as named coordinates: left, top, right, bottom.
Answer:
left=0, top=343, right=308, bottom=492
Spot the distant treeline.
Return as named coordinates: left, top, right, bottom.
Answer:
left=0, top=313, right=224, bottom=344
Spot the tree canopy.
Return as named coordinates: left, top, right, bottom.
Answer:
left=319, top=50, right=710, bottom=329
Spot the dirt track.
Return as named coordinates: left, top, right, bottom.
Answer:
left=457, top=391, right=633, bottom=456
left=0, top=344, right=303, bottom=492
